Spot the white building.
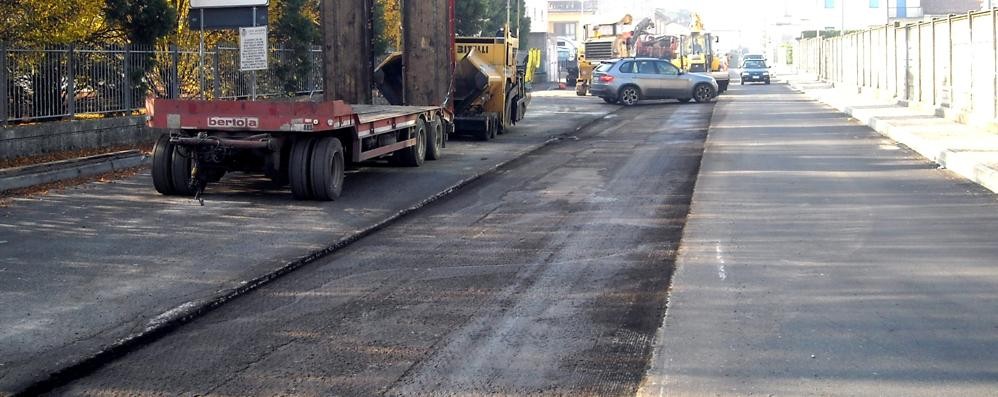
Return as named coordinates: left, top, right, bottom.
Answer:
left=800, top=0, right=983, bottom=31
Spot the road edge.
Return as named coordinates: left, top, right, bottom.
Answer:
left=635, top=97, right=722, bottom=396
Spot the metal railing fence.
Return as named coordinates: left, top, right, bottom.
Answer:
left=1, top=44, right=323, bottom=124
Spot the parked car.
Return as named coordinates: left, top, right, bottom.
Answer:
left=740, top=59, right=771, bottom=84
left=590, top=58, right=719, bottom=106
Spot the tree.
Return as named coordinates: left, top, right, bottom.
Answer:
left=105, top=0, right=178, bottom=46
left=455, top=0, right=490, bottom=36
left=455, top=0, right=530, bottom=48
left=479, top=0, right=530, bottom=49
left=273, top=0, right=320, bottom=94
left=0, top=0, right=111, bottom=46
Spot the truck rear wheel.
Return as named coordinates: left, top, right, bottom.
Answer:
left=152, top=134, right=175, bottom=195
left=170, top=145, right=195, bottom=196
left=395, top=119, right=427, bottom=167
left=290, top=136, right=315, bottom=200
left=309, top=136, right=345, bottom=201
left=426, top=119, right=444, bottom=161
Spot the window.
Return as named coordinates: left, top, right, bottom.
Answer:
left=825, top=0, right=835, bottom=8
left=869, top=0, right=880, bottom=7
left=618, top=61, right=636, bottom=74
left=554, top=22, right=577, bottom=37
left=656, top=62, right=679, bottom=76
left=637, top=61, right=658, bottom=74
left=596, top=62, right=614, bottom=73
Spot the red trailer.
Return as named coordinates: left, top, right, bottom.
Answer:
left=147, top=98, right=452, bottom=201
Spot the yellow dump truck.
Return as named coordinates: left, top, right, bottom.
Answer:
left=376, top=27, right=531, bottom=141
left=575, top=15, right=634, bottom=96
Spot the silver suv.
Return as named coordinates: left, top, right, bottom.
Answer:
left=590, top=58, right=719, bottom=106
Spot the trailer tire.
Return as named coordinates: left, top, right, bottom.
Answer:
left=395, top=119, right=427, bottom=167
left=152, top=134, right=175, bottom=195
left=309, top=136, right=345, bottom=201
left=426, top=119, right=444, bottom=161
left=474, top=117, right=491, bottom=142
left=170, top=145, right=196, bottom=196
left=290, top=136, right=315, bottom=200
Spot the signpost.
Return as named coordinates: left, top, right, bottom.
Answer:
left=189, top=0, right=269, bottom=100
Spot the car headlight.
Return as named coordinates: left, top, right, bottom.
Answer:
left=763, top=72, right=770, bottom=76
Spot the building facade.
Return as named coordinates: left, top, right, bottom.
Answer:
left=805, top=0, right=983, bottom=31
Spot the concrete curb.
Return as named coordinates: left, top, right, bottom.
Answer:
left=12, top=113, right=613, bottom=396
left=0, top=151, right=149, bottom=193
left=786, top=78, right=998, bottom=194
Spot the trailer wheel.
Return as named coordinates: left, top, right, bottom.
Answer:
left=309, top=136, right=345, bottom=201
left=170, top=144, right=196, bottom=196
left=426, top=119, right=444, bottom=161
left=395, top=119, right=427, bottom=167
left=152, top=134, right=175, bottom=195
left=474, top=121, right=491, bottom=141
left=290, top=136, right=315, bottom=200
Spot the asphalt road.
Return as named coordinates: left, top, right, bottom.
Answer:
left=0, top=91, right=616, bottom=394
left=639, top=83, right=998, bottom=396
left=46, top=99, right=713, bottom=396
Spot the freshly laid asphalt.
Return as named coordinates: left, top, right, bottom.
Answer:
left=639, top=83, right=998, bottom=396
left=47, top=99, right=713, bottom=396
left=0, top=91, right=614, bottom=395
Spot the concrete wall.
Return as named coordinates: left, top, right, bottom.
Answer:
left=797, top=8, right=998, bottom=131
left=0, top=116, right=154, bottom=161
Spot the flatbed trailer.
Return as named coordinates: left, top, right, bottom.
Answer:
left=146, top=98, right=452, bottom=201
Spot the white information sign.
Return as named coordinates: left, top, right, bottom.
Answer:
left=240, top=26, right=268, bottom=71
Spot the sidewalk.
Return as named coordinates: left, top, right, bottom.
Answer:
left=783, top=73, right=998, bottom=194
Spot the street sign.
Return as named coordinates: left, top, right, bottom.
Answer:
left=191, top=0, right=268, bottom=8
left=240, top=26, right=268, bottom=71
left=189, top=6, right=268, bottom=30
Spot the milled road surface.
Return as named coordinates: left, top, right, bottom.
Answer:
left=47, top=99, right=713, bottom=396
left=639, top=83, right=998, bottom=396
left=0, top=91, right=614, bottom=394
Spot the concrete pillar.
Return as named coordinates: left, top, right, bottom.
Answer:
left=321, top=0, right=373, bottom=104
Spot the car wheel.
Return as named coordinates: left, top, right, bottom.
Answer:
left=601, top=97, right=617, bottom=104
left=618, top=86, right=640, bottom=106
left=740, top=80, right=745, bottom=85
left=693, top=84, right=716, bottom=103
left=765, top=79, right=771, bottom=85
left=677, top=97, right=692, bottom=103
